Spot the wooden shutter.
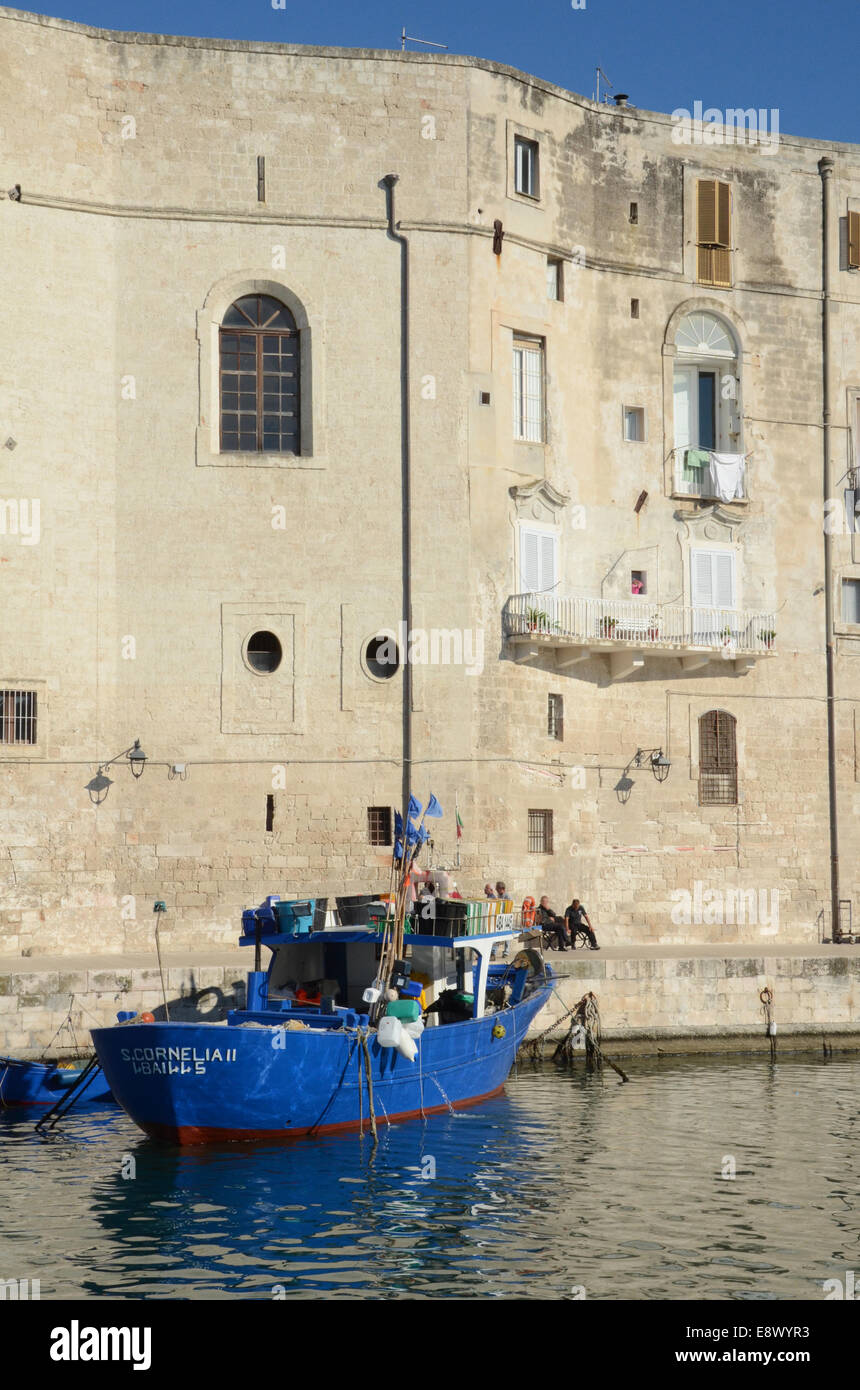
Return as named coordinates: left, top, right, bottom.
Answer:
left=696, top=181, right=731, bottom=285
left=716, top=182, right=731, bottom=246
left=849, top=210, right=860, bottom=270
left=697, top=180, right=717, bottom=243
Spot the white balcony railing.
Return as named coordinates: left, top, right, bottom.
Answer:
left=504, top=593, right=776, bottom=656
left=672, top=447, right=747, bottom=501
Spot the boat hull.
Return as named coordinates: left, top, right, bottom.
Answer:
left=0, top=1056, right=114, bottom=1107
left=91, top=985, right=550, bottom=1144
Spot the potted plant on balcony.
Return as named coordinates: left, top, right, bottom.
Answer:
left=648, top=613, right=660, bottom=640
left=598, top=615, right=617, bottom=638
left=758, top=628, right=776, bottom=649
left=525, top=606, right=558, bottom=634
left=720, top=625, right=733, bottom=643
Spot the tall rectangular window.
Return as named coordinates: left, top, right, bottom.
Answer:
left=697, top=372, right=717, bottom=449
left=519, top=526, right=557, bottom=595
left=624, top=406, right=645, bottom=442
left=367, top=806, right=393, bottom=846
left=514, top=137, right=539, bottom=197
left=842, top=579, right=860, bottom=624
left=546, top=258, right=562, bottom=300
left=0, top=690, right=37, bottom=745
left=547, top=694, right=563, bottom=740
left=699, top=710, right=738, bottom=805
left=696, top=179, right=732, bottom=287
left=691, top=549, right=736, bottom=610
left=513, top=338, right=544, bottom=442
left=528, top=809, right=553, bottom=853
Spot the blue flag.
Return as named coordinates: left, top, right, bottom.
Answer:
left=394, top=837, right=404, bottom=860
left=405, top=818, right=421, bottom=846
left=424, top=794, right=443, bottom=819
left=408, top=794, right=422, bottom=821
left=394, top=811, right=403, bottom=838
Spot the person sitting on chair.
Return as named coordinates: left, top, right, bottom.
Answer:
left=536, top=895, right=569, bottom=951
left=565, top=898, right=599, bottom=950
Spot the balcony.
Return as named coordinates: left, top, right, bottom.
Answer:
left=672, top=447, right=747, bottom=502
left=503, top=593, right=776, bottom=680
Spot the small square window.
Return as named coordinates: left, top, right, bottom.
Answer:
left=528, top=809, right=553, bottom=854
left=547, top=694, right=564, bottom=741
left=546, top=258, right=562, bottom=301
left=624, top=406, right=645, bottom=442
left=630, top=298, right=640, bottom=319
left=842, top=579, right=860, bottom=624
left=631, top=570, right=646, bottom=596
left=367, top=806, right=393, bottom=846
left=0, top=690, right=37, bottom=744
left=629, top=201, right=639, bottom=224
left=479, top=390, right=491, bottom=406
left=514, top=136, right=539, bottom=198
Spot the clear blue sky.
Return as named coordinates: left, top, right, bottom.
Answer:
left=19, top=0, right=860, bottom=144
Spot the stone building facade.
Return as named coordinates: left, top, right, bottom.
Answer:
left=1, top=6, right=859, bottom=955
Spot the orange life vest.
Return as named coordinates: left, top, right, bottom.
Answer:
left=522, top=896, right=536, bottom=928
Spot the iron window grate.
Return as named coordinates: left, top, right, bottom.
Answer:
left=0, top=690, right=37, bottom=744
left=368, top=806, right=393, bottom=847
left=528, top=808, right=553, bottom=853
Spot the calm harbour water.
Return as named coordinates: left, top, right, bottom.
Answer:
left=1, top=1054, right=857, bottom=1301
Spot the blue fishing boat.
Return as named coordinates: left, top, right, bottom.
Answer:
left=0, top=1054, right=113, bottom=1108
left=90, top=895, right=553, bottom=1145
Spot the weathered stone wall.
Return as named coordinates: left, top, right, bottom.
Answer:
left=0, top=7, right=858, bottom=958
left=1, top=949, right=858, bottom=1058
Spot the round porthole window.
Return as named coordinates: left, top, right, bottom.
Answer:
left=364, top=633, right=400, bottom=680
left=246, top=630, right=282, bottom=673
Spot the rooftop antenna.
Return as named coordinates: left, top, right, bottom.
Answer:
left=401, top=26, right=448, bottom=51
left=595, top=66, right=613, bottom=104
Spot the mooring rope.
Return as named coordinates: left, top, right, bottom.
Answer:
left=760, top=986, right=777, bottom=1060
left=359, top=1030, right=378, bottom=1142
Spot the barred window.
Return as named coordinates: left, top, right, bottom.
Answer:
left=0, top=690, right=37, bottom=745
left=528, top=808, right=553, bottom=853
left=547, top=693, right=564, bottom=741
left=220, top=295, right=300, bottom=453
left=699, top=710, right=737, bottom=805
left=367, top=806, right=393, bottom=847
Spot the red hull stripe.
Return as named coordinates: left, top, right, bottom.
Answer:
left=139, top=1084, right=507, bottom=1145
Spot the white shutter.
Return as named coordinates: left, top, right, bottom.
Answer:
left=520, top=528, right=557, bottom=594
left=691, top=550, right=714, bottom=606
left=540, top=532, right=557, bottom=592
left=673, top=369, right=693, bottom=450
left=691, top=549, right=736, bottom=609
left=520, top=528, right=540, bottom=593
left=713, top=552, right=735, bottom=609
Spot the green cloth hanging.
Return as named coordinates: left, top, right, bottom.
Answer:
left=683, top=447, right=710, bottom=488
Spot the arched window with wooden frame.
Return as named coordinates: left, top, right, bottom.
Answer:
left=698, top=709, right=737, bottom=805
left=219, top=294, right=300, bottom=453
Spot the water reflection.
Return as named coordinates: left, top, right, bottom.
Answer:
left=1, top=1054, right=857, bottom=1299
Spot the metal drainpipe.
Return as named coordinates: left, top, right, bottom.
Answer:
left=382, top=174, right=412, bottom=825
left=819, top=155, right=840, bottom=938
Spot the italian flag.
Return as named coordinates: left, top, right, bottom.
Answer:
left=456, top=808, right=464, bottom=840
